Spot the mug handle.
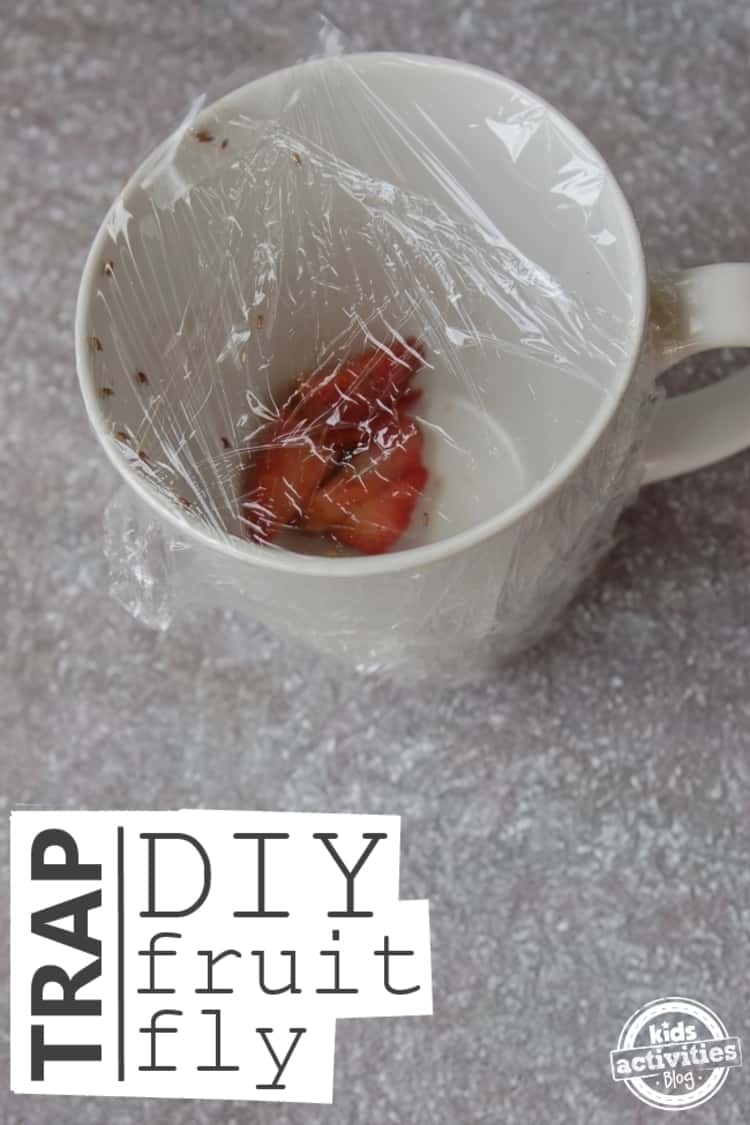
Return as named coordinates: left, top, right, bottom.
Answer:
left=643, top=263, right=750, bottom=483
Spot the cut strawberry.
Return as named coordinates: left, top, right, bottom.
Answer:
left=239, top=435, right=337, bottom=542
left=303, top=414, right=423, bottom=532
left=240, top=336, right=427, bottom=547
left=294, top=337, right=424, bottom=428
left=329, top=465, right=429, bottom=555
left=239, top=411, right=397, bottom=542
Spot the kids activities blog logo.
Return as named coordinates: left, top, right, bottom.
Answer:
left=611, top=996, right=742, bottom=1111
left=10, top=810, right=432, bottom=1104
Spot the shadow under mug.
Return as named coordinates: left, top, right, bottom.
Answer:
left=76, top=53, right=750, bottom=675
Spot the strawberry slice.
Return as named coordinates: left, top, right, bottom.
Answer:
left=239, top=434, right=337, bottom=542
left=294, top=337, right=424, bottom=428
left=240, top=336, right=425, bottom=544
left=330, top=465, right=429, bottom=555
left=239, top=413, right=394, bottom=542
left=303, top=413, right=423, bottom=532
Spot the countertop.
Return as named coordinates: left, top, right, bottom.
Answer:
left=2, top=1, right=750, bottom=1121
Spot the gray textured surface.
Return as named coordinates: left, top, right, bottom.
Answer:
left=2, top=1, right=750, bottom=1122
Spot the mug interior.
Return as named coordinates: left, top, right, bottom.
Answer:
left=77, top=53, right=645, bottom=566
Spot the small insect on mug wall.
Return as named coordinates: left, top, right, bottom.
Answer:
left=76, top=53, right=750, bottom=677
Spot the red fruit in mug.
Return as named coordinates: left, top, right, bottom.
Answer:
left=240, top=435, right=337, bottom=542
left=330, top=465, right=429, bottom=555
left=303, top=414, right=424, bottom=532
left=294, top=337, right=424, bottom=428
left=241, top=336, right=426, bottom=545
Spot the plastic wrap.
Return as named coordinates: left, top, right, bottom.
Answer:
left=79, top=31, right=660, bottom=678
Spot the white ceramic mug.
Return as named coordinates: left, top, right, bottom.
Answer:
left=76, top=53, right=750, bottom=675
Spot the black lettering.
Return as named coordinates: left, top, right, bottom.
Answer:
left=195, top=948, right=241, bottom=994
left=31, top=829, right=101, bottom=882
left=137, top=931, right=181, bottom=994
left=255, top=1027, right=306, bottom=1090
left=30, top=1025, right=100, bottom=1080
left=373, top=935, right=420, bottom=994
left=140, top=834, right=210, bottom=917
left=233, top=834, right=290, bottom=918
left=316, top=928, right=357, bottom=994
left=196, top=1009, right=239, bottom=1071
left=31, top=962, right=102, bottom=1017
left=252, top=950, right=300, bottom=995
left=31, top=892, right=101, bottom=958
left=138, top=1009, right=182, bottom=1071
left=313, top=832, right=386, bottom=917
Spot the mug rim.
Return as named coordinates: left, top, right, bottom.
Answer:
left=76, top=50, right=648, bottom=578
